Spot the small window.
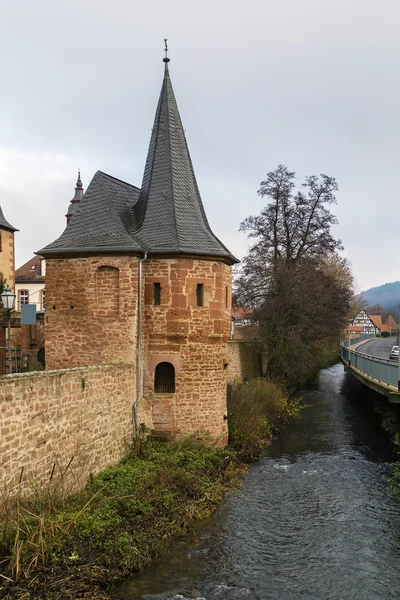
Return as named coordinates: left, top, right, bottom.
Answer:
left=153, top=282, right=161, bottom=305
left=19, top=290, right=29, bottom=309
left=225, top=286, right=229, bottom=308
left=30, top=265, right=36, bottom=271
left=196, top=283, right=204, bottom=307
left=154, top=362, right=175, bottom=393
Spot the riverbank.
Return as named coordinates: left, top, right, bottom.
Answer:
left=1, top=379, right=301, bottom=600
left=2, top=439, right=246, bottom=599
left=112, top=363, right=400, bottom=600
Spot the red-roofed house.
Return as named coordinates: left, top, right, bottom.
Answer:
left=15, top=256, right=46, bottom=312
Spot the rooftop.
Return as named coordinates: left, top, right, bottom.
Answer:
left=39, top=55, right=237, bottom=265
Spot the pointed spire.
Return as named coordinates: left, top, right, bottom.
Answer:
left=132, top=50, right=237, bottom=264
left=76, top=169, right=83, bottom=189
left=66, top=170, right=84, bottom=225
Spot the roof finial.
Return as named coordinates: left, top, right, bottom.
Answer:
left=163, top=38, right=170, bottom=63
left=76, top=169, right=83, bottom=188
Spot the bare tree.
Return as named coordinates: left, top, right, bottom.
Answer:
left=236, top=165, right=343, bottom=306
left=235, top=165, right=353, bottom=387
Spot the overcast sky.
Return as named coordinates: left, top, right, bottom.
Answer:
left=1, top=0, right=399, bottom=292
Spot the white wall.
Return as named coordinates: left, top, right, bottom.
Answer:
left=15, top=282, right=45, bottom=311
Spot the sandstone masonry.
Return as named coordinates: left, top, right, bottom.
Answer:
left=0, top=365, right=151, bottom=493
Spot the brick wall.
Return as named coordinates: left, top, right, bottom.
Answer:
left=45, top=256, right=140, bottom=369
left=0, top=364, right=152, bottom=493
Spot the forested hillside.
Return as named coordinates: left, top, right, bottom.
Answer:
left=361, top=281, right=400, bottom=313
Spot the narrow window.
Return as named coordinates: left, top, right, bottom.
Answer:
left=153, top=282, right=161, bottom=305
left=196, top=283, right=204, bottom=307
left=0, top=232, right=2, bottom=252
left=154, top=362, right=175, bottom=393
left=225, top=286, right=229, bottom=308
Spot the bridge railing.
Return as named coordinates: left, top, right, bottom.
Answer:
left=341, top=337, right=398, bottom=388
left=342, top=334, right=377, bottom=348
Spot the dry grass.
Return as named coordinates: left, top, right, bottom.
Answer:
left=0, top=436, right=244, bottom=597
left=227, top=378, right=302, bottom=459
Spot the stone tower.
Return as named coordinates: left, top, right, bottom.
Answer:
left=39, top=52, right=237, bottom=444
left=0, top=206, right=17, bottom=288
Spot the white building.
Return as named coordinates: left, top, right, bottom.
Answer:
left=15, top=256, right=46, bottom=312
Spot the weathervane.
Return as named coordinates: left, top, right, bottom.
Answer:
left=163, top=38, right=170, bottom=63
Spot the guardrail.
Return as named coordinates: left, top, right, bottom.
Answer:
left=342, top=334, right=377, bottom=348
left=341, top=336, right=398, bottom=389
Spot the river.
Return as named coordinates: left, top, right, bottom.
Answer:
left=112, top=363, right=400, bottom=600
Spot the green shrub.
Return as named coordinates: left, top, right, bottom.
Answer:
left=227, top=378, right=302, bottom=459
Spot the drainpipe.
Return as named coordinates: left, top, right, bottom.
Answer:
left=133, top=251, right=148, bottom=437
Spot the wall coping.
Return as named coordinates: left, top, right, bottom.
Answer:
left=228, top=339, right=260, bottom=344
left=0, top=363, right=134, bottom=382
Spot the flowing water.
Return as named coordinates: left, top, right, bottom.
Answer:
left=112, top=364, right=400, bottom=600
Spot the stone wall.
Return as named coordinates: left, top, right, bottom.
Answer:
left=41, top=254, right=232, bottom=449
left=227, top=340, right=262, bottom=383
left=0, top=364, right=152, bottom=493
left=142, top=258, right=232, bottom=445
left=0, top=229, right=15, bottom=287
left=232, top=325, right=260, bottom=340
left=45, top=256, right=140, bottom=369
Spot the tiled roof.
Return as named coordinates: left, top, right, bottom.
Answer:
left=15, top=256, right=45, bottom=283
left=39, top=62, right=238, bottom=265
left=369, top=314, right=382, bottom=329
left=232, top=306, right=254, bottom=319
left=385, top=314, right=397, bottom=328
left=0, top=206, right=17, bottom=233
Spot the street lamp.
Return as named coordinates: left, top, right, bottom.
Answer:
left=1, top=286, right=16, bottom=374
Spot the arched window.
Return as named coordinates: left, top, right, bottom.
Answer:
left=154, top=362, right=175, bottom=393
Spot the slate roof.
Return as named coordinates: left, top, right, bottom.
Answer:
left=66, top=171, right=85, bottom=223
left=39, top=171, right=142, bottom=255
left=0, top=206, right=18, bottom=233
left=39, top=62, right=238, bottom=264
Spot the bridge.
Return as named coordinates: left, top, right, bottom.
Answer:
left=341, top=335, right=400, bottom=403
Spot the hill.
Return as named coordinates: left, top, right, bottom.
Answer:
left=361, top=281, right=400, bottom=312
